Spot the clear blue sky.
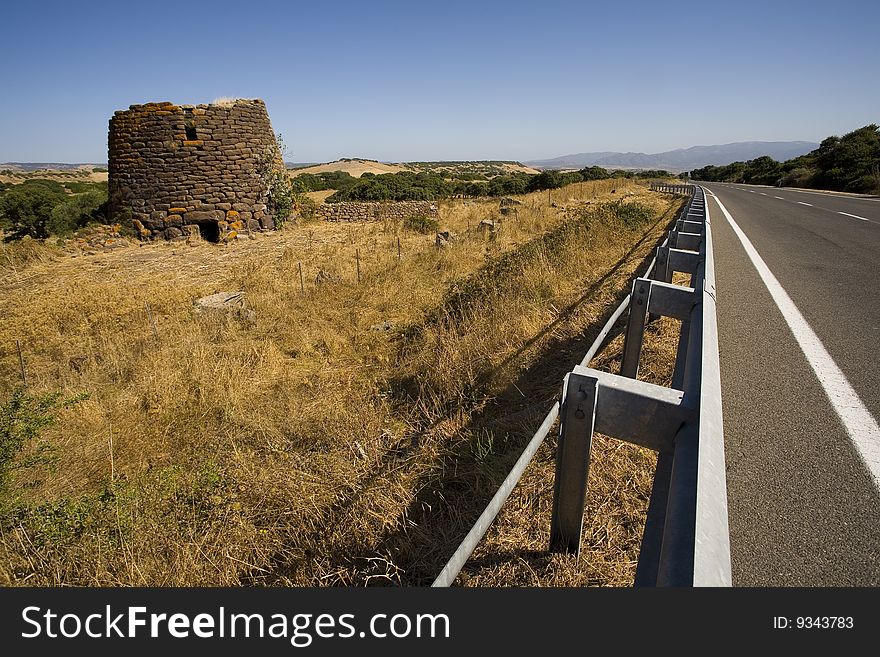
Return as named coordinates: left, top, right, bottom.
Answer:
left=1, top=0, right=878, bottom=163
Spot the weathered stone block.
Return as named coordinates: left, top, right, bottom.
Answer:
left=132, top=219, right=151, bottom=238
left=186, top=209, right=226, bottom=223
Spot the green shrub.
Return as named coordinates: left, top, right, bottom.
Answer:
left=294, top=193, right=319, bottom=222
left=0, top=388, right=86, bottom=499
left=291, top=173, right=325, bottom=193
left=0, top=182, right=66, bottom=239
left=403, top=214, right=439, bottom=234
left=608, top=200, right=652, bottom=226
left=578, top=166, right=611, bottom=180
left=487, top=173, right=530, bottom=196
left=328, top=171, right=452, bottom=203
left=62, top=180, right=107, bottom=194
left=49, top=189, right=107, bottom=235
left=526, top=170, right=567, bottom=192
left=259, top=133, right=296, bottom=227
left=0, top=179, right=108, bottom=239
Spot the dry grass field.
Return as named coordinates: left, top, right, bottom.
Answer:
left=289, top=159, right=408, bottom=178
left=0, top=179, right=683, bottom=586
left=288, top=158, right=540, bottom=180
left=0, top=168, right=107, bottom=186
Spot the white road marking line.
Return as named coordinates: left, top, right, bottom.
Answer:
left=779, top=187, right=880, bottom=203
left=774, top=196, right=785, bottom=200
left=759, top=192, right=767, bottom=196
left=705, top=188, right=880, bottom=492
left=797, top=201, right=813, bottom=206
left=838, top=211, right=869, bottom=221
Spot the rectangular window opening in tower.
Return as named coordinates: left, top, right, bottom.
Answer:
left=183, top=108, right=197, bottom=140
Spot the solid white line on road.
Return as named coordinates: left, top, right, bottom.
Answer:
left=777, top=187, right=880, bottom=203
left=838, top=211, right=869, bottom=221
left=705, top=188, right=880, bottom=493
left=797, top=201, right=813, bottom=206
left=726, top=183, right=880, bottom=203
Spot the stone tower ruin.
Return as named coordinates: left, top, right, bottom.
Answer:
left=108, top=98, right=281, bottom=241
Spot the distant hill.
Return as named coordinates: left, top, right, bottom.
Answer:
left=288, top=158, right=408, bottom=178
left=526, top=141, right=819, bottom=172
left=1, top=162, right=105, bottom=171
left=690, top=124, right=880, bottom=193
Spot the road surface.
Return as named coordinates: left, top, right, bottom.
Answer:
left=702, top=182, right=880, bottom=586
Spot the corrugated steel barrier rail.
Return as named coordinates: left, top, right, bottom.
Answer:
left=432, top=183, right=732, bottom=587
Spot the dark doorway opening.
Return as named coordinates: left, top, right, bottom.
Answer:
left=197, top=221, right=220, bottom=242
left=183, top=108, right=198, bottom=140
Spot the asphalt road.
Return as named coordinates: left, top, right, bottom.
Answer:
left=701, top=182, right=880, bottom=586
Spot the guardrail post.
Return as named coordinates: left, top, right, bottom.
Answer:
left=549, top=372, right=598, bottom=554
left=620, top=279, right=651, bottom=378
left=649, top=246, right=670, bottom=323
left=676, top=232, right=702, bottom=251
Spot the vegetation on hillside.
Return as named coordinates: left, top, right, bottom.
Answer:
left=688, top=124, right=880, bottom=193
left=322, top=167, right=673, bottom=203
left=0, top=179, right=108, bottom=240
left=291, top=170, right=359, bottom=194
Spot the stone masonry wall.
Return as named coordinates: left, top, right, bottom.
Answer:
left=108, top=99, right=279, bottom=241
left=318, top=201, right=438, bottom=223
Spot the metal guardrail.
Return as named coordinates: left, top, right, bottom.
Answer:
left=650, top=181, right=692, bottom=195
left=432, top=184, right=731, bottom=587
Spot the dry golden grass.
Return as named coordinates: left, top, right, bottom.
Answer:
left=304, top=190, right=336, bottom=204
left=496, top=163, right=541, bottom=175
left=0, top=179, right=683, bottom=586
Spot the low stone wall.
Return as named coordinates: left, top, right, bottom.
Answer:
left=318, top=201, right=438, bottom=223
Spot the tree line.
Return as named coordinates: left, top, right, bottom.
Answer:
left=293, top=166, right=673, bottom=203
left=687, top=124, right=880, bottom=193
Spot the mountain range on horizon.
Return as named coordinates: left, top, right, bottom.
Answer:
left=525, top=141, right=820, bottom=172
